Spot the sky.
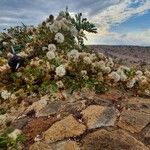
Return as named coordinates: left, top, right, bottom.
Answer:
left=0, top=0, right=150, bottom=46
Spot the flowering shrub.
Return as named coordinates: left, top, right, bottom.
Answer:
left=0, top=10, right=150, bottom=102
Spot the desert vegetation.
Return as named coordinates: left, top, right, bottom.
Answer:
left=0, top=10, right=150, bottom=150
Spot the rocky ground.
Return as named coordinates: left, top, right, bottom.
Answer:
left=1, top=9, right=150, bottom=149
left=1, top=88, right=149, bottom=150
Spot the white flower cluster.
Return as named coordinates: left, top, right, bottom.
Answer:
left=55, top=65, right=66, bottom=77
left=126, top=78, right=137, bottom=88
left=54, top=32, right=64, bottom=43
left=48, top=20, right=61, bottom=33
left=18, top=51, right=28, bottom=58
left=56, top=80, right=64, bottom=88
left=48, top=44, right=56, bottom=51
left=108, top=72, right=120, bottom=82
left=67, top=49, right=79, bottom=61
left=83, top=56, right=92, bottom=64
left=145, top=70, right=150, bottom=78
left=106, top=58, right=114, bottom=67
left=70, top=26, right=78, bottom=37
left=8, top=129, right=22, bottom=140
left=46, top=51, right=55, bottom=60
left=81, top=69, right=87, bottom=75
left=117, top=67, right=127, bottom=81
left=45, top=44, right=57, bottom=60
left=1, top=90, right=11, bottom=100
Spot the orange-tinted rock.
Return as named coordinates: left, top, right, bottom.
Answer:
left=117, top=109, right=150, bottom=133
left=52, top=140, right=80, bottom=150
left=44, top=115, right=86, bottom=143
left=29, top=142, right=52, bottom=150
left=81, top=105, right=119, bottom=129
left=82, top=129, right=149, bottom=150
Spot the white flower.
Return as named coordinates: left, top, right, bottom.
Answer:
left=18, top=51, right=28, bottom=57
left=126, top=78, right=136, bottom=88
left=1, top=90, right=11, bottom=100
left=145, top=89, right=150, bottom=96
left=83, top=56, right=92, bottom=64
left=102, top=66, right=111, bottom=74
left=56, top=81, right=64, bottom=88
left=48, top=44, right=56, bottom=51
left=70, top=26, right=78, bottom=36
left=2, top=42, right=8, bottom=46
left=42, top=47, right=47, bottom=51
left=49, top=21, right=61, bottom=33
left=57, top=11, right=66, bottom=20
left=81, top=70, right=87, bottom=76
left=67, top=49, right=79, bottom=60
left=10, top=38, right=17, bottom=45
left=138, top=75, right=147, bottom=81
left=8, top=129, right=22, bottom=140
left=117, top=68, right=127, bottom=81
left=144, top=70, right=150, bottom=78
left=97, top=52, right=106, bottom=60
left=97, top=72, right=104, bottom=81
left=99, top=61, right=105, bottom=68
left=79, top=29, right=84, bottom=35
left=60, top=20, right=70, bottom=31
left=120, top=66, right=130, bottom=72
left=108, top=72, right=120, bottom=82
left=90, top=54, right=97, bottom=61
left=46, top=22, right=51, bottom=28
left=34, top=135, right=42, bottom=142
left=119, top=72, right=127, bottom=81
left=136, top=70, right=143, bottom=77
left=55, top=65, right=66, bottom=77
left=106, top=58, right=114, bottom=67
left=54, top=33, right=64, bottom=43
left=46, top=51, right=55, bottom=60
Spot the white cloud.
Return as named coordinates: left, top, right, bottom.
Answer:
left=90, top=0, right=150, bottom=35
left=85, top=29, right=150, bottom=46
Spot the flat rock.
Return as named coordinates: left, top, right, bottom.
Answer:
left=44, top=115, right=86, bottom=143
left=51, top=140, right=80, bottom=150
left=117, top=109, right=150, bottom=133
left=11, top=116, right=31, bottom=129
left=123, top=97, right=150, bottom=114
left=141, top=124, right=150, bottom=148
left=36, top=101, right=61, bottom=117
left=25, top=95, right=48, bottom=115
left=97, top=89, right=123, bottom=101
left=82, top=129, right=149, bottom=150
left=145, top=127, right=150, bottom=138
left=81, top=105, right=119, bottom=129
left=60, top=100, right=86, bottom=118
left=29, top=142, right=52, bottom=150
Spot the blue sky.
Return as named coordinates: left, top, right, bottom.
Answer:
left=0, top=0, right=150, bottom=46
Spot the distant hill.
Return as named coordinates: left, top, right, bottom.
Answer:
left=88, top=45, right=150, bottom=69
